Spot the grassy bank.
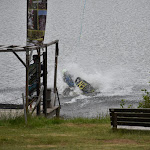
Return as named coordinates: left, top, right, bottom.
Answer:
left=0, top=116, right=150, bottom=150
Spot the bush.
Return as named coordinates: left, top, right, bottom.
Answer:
left=138, top=89, right=150, bottom=108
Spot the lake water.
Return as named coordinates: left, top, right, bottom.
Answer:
left=0, top=0, right=150, bottom=117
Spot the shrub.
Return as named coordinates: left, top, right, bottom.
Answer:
left=138, top=89, right=150, bottom=108
left=120, top=99, right=126, bottom=108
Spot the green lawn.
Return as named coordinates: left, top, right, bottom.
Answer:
left=0, top=116, right=150, bottom=150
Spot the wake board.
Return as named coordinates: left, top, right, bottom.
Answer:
left=62, top=87, right=76, bottom=97
left=75, top=77, right=95, bottom=94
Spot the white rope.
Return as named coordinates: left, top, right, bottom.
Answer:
left=78, top=0, right=87, bottom=42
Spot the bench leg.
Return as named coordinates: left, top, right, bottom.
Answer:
left=112, top=112, right=117, bottom=129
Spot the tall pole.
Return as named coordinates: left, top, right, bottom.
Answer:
left=43, top=46, right=47, bottom=116
left=26, top=48, right=29, bottom=113
left=27, top=0, right=29, bottom=45
left=54, top=42, right=59, bottom=105
left=37, top=48, right=41, bottom=115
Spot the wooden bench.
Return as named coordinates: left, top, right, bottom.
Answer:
left=109, top=108, right=150, bottom=129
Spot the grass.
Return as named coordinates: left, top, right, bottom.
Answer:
left=0, top=115, right=150, bottom=150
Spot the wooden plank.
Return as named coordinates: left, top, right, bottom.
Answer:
left=110, top=116, right=150, bottom=123
left=0, top=104, right=23, bottom=109
left=12, top=46, right=25, bottom=50
left=109, top=108, right=150, bottom=113
left=110, top=121, right=150, bottom=127
left=47, top=106, right=59, bottom=114
left=110, top=112, right=150, bottom=118
left=31, top=86, right=44, bottom=114
left=0, top=49, right=26, bottom=52
left=117, top=121, right=150, bottom=127
left=117, top=117, right=150, bottom=122
left=43, top=40, right=59, bottom=47
left=0, top=40, right=59, bottom=53
left=28, top=96, right=37, bottom=105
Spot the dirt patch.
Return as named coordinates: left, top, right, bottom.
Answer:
left=29, top=133, right=74, bottom=137
left=27, top=145, right=57, bottom=148
left=50, top=133, right=75, bottom=137
left=65, top=123, right=97, bottom=128
left=104, top=139, right=138, bottom=145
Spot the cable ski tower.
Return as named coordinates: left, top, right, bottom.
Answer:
left=0, top=0, right=61, bottom=119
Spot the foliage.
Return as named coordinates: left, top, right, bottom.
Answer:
left=120, top=88, right=150, bottom=109
left=120, top=99, right=126, bottom=108
left=120, top=99, right=133, bottom=109
left=128, top=104, right=133, bottom=108
left=138, top=89, right=150, bottom=108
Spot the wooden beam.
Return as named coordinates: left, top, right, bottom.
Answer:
left=0, top=104, right=23, bottom=109
left=43, top=40, right=59, bottom=47
left=31, top=86, right=44, bottom=114
left=0, top=40, right=59, bottom=53
left=0, top=49, right=26, bottom=52
left=109, top=108, right=150, bottom=113
left=11, top=49, right=26, bottom=68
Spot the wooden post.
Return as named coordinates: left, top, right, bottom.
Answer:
left=47, top=89, right=51, bottom=108
left=26, top=48, right=29, bottom=113
left=56, top=107, right=60, bottom=118
left=29, top=50, right=33, bottom=62
left=43, top=47, right=47, bottom=116
left=22, top=93, right=27, bottom=124
left=11, top=50, right=26, bottom=67
left=54, top=42, right=59, bottom=106
left=112, top=112, right=117, bottom=129
left=37, top=48, right=41, bottom=115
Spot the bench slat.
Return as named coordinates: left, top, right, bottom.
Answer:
left=110, top=112, right=150, bottom=118
left=109, top=108, right=150, bottom=113
left=111, top=121, right=150, bottom=127
left=117, top=121, right=150, bottom=127
left=114, top=117, right=150, bottom=122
